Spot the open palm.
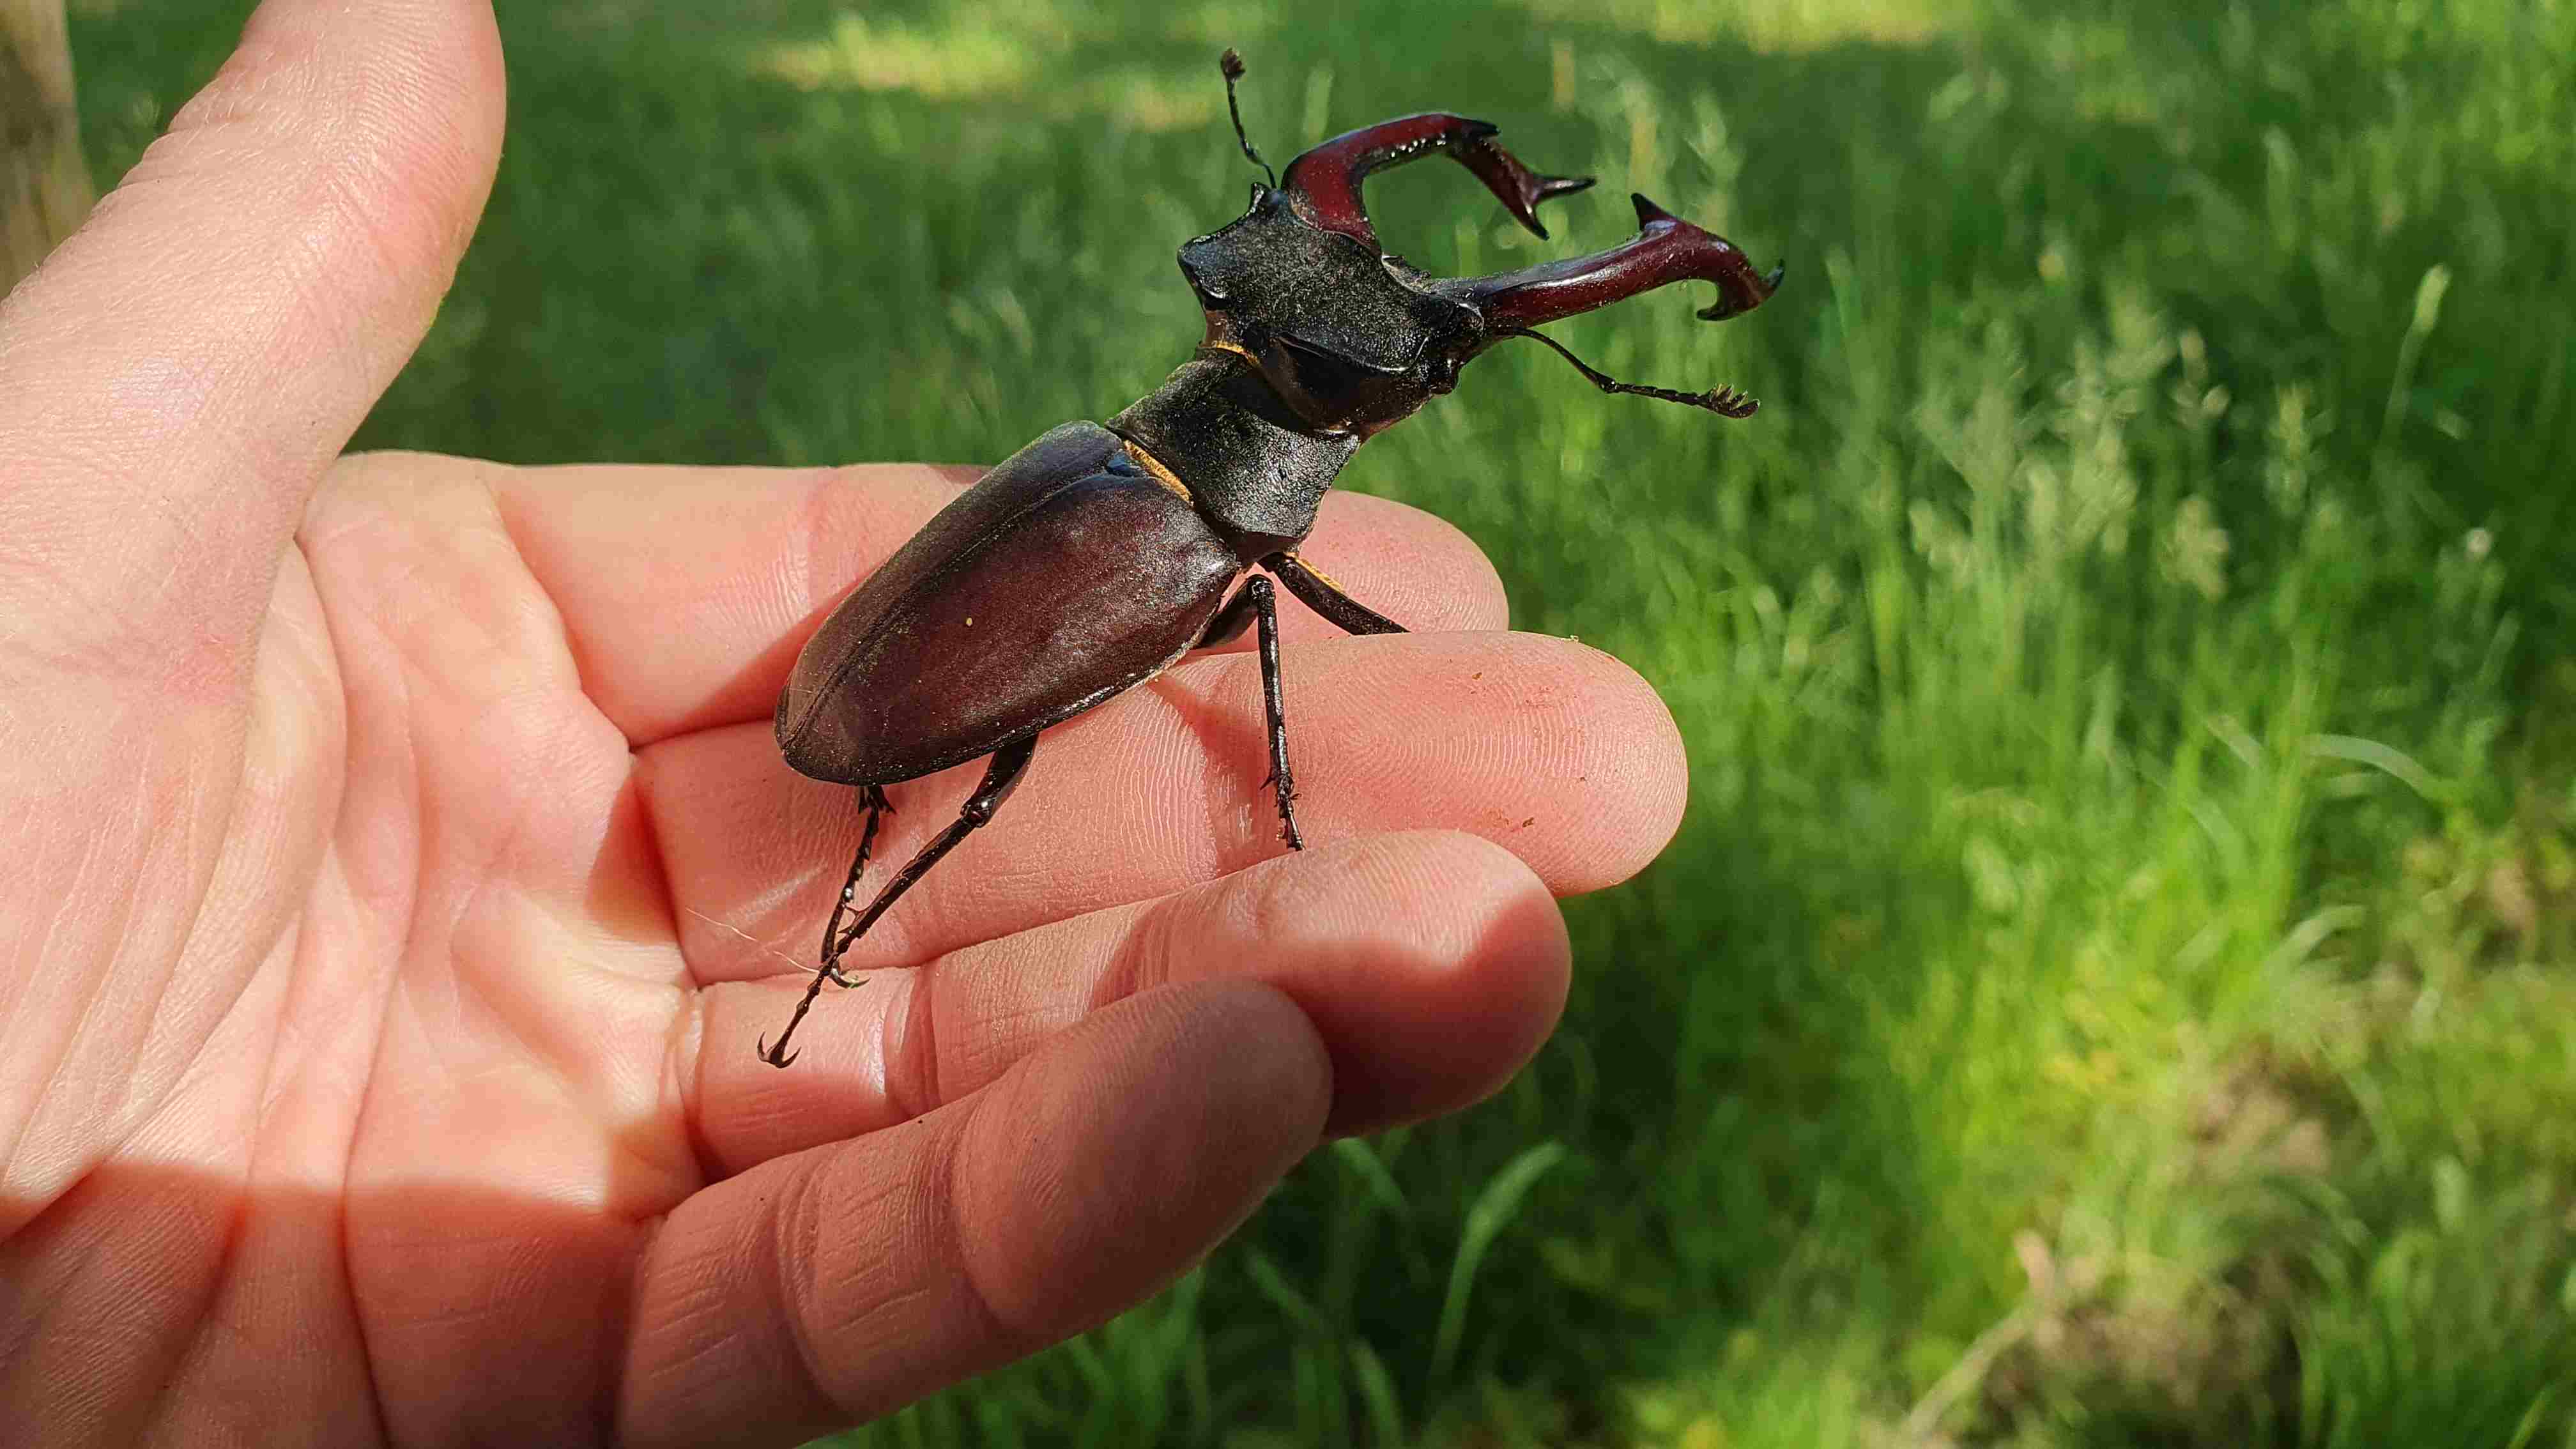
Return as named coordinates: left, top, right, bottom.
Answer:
left=0, top=4, right=1683, bottom=1446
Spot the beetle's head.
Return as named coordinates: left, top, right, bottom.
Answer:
left=1176, top=190, right=1481, bottom=438
left=1185, top=51, right=1784, bottom=438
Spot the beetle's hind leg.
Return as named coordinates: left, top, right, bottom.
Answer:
left=812, top=785, right=891, bottom=988
left=759, top=740, right=1036, bottom=1068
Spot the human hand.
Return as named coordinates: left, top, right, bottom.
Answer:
left=0, top=3, right=1686, bottom=1445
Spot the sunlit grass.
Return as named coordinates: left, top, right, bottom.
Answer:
left=1509, top=0, right=1969, bottom=53
left=70, top=0, right=2576, bottom=1443
left=760, top=12, right=1043, bottom=96
left=756, top=10, right=1226, bottom=130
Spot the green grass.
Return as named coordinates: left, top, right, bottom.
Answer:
left=73, top=0, right=2576, bottom=1442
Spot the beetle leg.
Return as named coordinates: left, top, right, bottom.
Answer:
left=811, top=784, right=891, bottom=989
left=1280, top=113, right=1593, bottom=249
left=1266, top=553, right=1407, bottom=636
left=1203, top=572, right=1347, bottom=848
left=760, top=739, right=1038, bottom=1069
left=1245, top=575, right=1304, bottom=850
left=1195, top=578, right=1261, bottom=649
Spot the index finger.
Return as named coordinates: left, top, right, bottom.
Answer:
left=472, top=456, right=1510, bottom=746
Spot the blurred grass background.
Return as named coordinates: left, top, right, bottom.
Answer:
left=71, top=0, right=2576, bottom=1442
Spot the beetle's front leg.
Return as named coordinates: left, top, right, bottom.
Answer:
left=814, top=783, right=891, bottom=988
left=1266, top=553, right=1407, bottom=637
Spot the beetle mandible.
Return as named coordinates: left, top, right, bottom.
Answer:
left=758, top=50, right=1784, bottom=1066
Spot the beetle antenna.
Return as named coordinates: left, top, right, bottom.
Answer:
left=1499, top=326, right=1761, bottom=418
left=1219, top=49, right=1278, bottom=189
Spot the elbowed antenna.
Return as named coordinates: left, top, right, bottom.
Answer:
left=1499, top=326, right=1763, bottom=418
left=1219, top=49, right=1277, bottom=189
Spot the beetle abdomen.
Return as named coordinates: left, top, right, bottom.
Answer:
left=776, top=422, right=1241, bottom=786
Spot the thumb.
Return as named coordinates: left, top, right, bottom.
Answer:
left=0, top=0, right=504, bottom=676
left=0, top=0, right=503, bottom=1234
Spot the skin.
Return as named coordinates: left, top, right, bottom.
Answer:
left=0, top=3, right=1687, bottom=1446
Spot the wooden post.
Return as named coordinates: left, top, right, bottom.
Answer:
left=3, top=0, right=95, bottom=294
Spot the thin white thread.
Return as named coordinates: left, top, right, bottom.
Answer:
left=681, top=907, right=820, bottom=977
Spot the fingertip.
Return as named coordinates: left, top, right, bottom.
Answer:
left=113, top=0, right=505, bottom=317
left=1180, top=831, right=1569, bottom=1133
left=1286, top=631, right=1688, bottom=893
left=1550, top=637, right=1690, bottom=889
left=387, top=0, right=510, bottom=279
left=0, top=1, right=510, bottom=666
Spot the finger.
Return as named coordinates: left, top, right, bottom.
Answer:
left=0, top=0, right=503, bottom=673
left=691, top=831, right=1567, bottom=1172
left=643, top=628, right=1685, bottom=978
left=621, top=979, right=1329, bottom=1448
left=486, top=458, right=1508, bottom=744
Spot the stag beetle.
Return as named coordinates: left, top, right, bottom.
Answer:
left=758, top=51, right=1783, bottom=1066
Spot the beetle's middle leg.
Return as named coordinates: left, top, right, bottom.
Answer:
left=1199, top=577, right=1304, bottom=848
left=1204, top=560, right=1409, bottom=853
left=759, top=738, right=1037, bottom=1068
left=1243, top=574, right=1304, bottom=851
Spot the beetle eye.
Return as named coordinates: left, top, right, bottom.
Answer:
left=1260, top=332, right=1416, bottom=430
left=1275, top=337, right=1376, bottom=401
